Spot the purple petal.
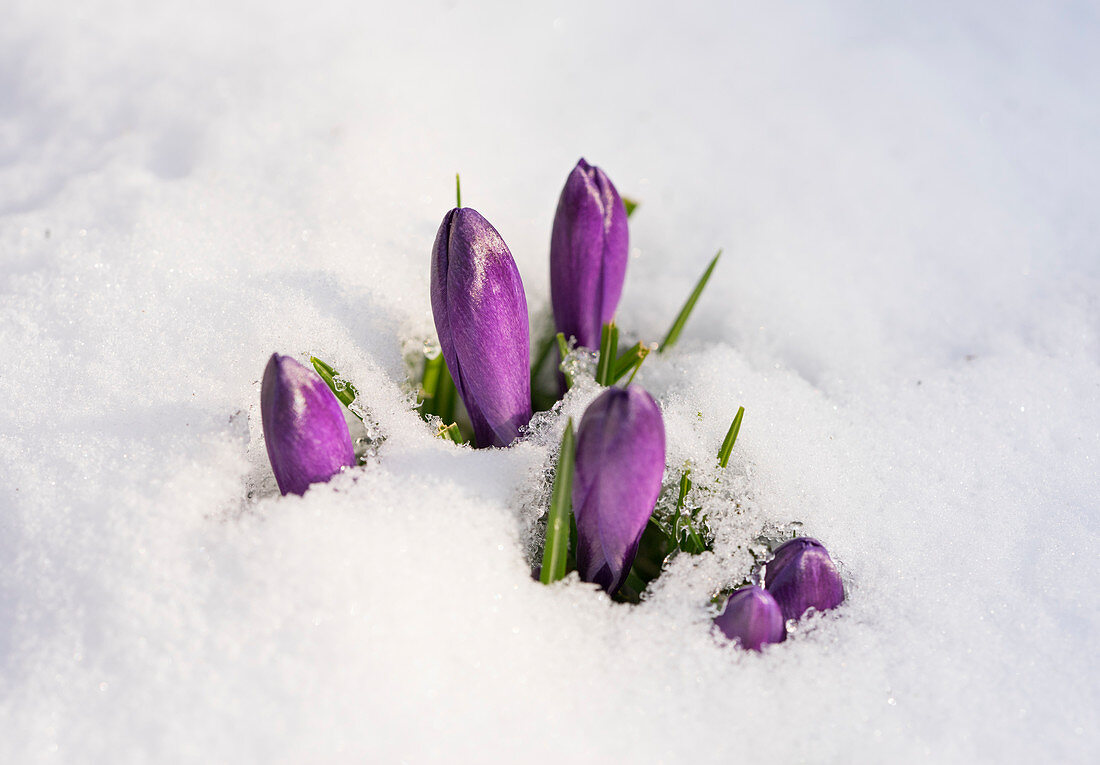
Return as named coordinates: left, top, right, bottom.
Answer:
left=261, top=354, right=356, bottom=496
left=714, top=586, right=786, bottom=651
left=430, top=207, right=532, bottom=448
left=764, top=537, right=845, bottom=621
left=550, top=158, right=629, bottom=350
left=573, top=386, right=665, bottom=595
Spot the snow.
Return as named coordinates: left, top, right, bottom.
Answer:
left=2, top=0, right=1098, bottom=762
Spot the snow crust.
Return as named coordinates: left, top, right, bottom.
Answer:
left=2, top=1, right=1098, bottom=762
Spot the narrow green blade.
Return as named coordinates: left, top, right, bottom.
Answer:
left=596, top=321, right=618, bottom=386
left=625, top=517, right=674, bottom=591
left=435, top=362, right=457, bottom=425
left=618, top=568, right=648, bottom=603
left=717, top=406, right=745, bottom=468
left=437, top=422, right=464, bottom=444
left=671, top=469, right=706, bottom=554
left=675, top=471, right=692, bottom=511
left=647, top=515, right=672, bottom=540
left=419, top=354, right=444, bottom=416
left=540, top=419, right=576, bottom=584
left=659, top=249, right=722, bottom=353
left=531, top=333, right=556, bottom=379
left=680, top=522, right=707, bottom=554
left=609, top=342, right=649, bottom=384
left=455, top=173, right=462, bottom=208
left=623, top=197, right=639, bottom=217
left=310, top=356, right=357, bottom=409
left=556, top=332, right=574, bottom=390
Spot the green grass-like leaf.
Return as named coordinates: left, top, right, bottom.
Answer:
left=623, top=197, right=639, bottom=217
left=670, top=470, right=707, bottom=554
left=659, top=249, right=722, bottom=353
left=676, top=470, right=691, bottom=512
left=555, top=332, right=574, bottom=390
left=531, top=333, right=556, bottom=379
left=420, top=355, right=444, bottom=414
left=540, top=419, right=576, bottom=584
left=437, top=422, right=464, bottom=444
left=609, top=342, right=651, bottom=385
left=435, top=363, right=457, bottom=425
left=419, top=354, right=459, bottom=426
left=596, top=321, right=619, bottom=386
left=310, top=356, right=358, bottom=410
left=717, top=406, right=745, bottom=468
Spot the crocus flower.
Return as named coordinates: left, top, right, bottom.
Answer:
left=261, top=353, right=356, bottom=496
left=714, top=586, right=786, bottom=651
left=550, top=158, right=629, bottom=349
left=764, top=537, right=845, bottom=621
left=573, top=386, right=665, bottom=595
left=431, top=207, right=532, bottom=448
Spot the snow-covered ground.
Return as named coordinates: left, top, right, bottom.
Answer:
left=2, top=1, right=1098, bottom=762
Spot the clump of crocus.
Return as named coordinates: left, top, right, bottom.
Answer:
left=261, top=353, right=356, bottom=496
left=550, top=158, right=629, bottom=350
left=431, top=207, right=532, bottom=448
left=714, top=586, right=786, bottom=651
left=573, top=386, right=665, bottom=595
left=764, top=537, right=845, bottom=621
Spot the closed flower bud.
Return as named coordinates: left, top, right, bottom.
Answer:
left=550, top=158, right=629, bottom=349
left=764, top=537, right=845, bottom=621
left=714, top=586, right=786, bottom=651
left=573, top=386, right=665, bottom=595
left=261, top=353, right=356, bottom=496
left=431, top=207, right=533, bottom=448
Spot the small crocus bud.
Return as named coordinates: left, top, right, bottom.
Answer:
left=764, top=537, right=845, bottom=621
left=573, top=386, right=665, bottom=595
left=714, top=586, right=786, bottom=651
left=261, top=353, right=356, bottom=496
left=550, top=158, right=629, bottom=350
left=431, top=207, right=532, bottom=448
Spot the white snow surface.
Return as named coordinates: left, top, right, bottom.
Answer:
left=2, top=1, right=1099, bottom=762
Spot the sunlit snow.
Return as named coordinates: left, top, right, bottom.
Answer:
left=1, top=1, right=1098, bottom=762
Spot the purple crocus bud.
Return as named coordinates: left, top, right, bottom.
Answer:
left=573, top=386, right=665, bottom=595
left=261, top=353, right=356, bottom=496
left=431, top=207, right=532, bottom=448
left=764, top=537, right=845, bottom=621
left=714, top=586, right=786, bottom=651
left=550, top=158, right=629, bottom=349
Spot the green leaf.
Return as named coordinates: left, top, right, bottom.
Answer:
left=455, top=173, right=462, bottom=208
left=540, top=419, right=576, bottom=584
left=622, top=197, right=638, bottom=217
left=310, top=356, right=358, bottom=410
left=671, top=470, right=707, bottom=554
left=676, top=470, right=692, bottom=511
left=419, top=354, right=444, bottom=416
left=419, top=353, right=459, bottom=425
left=717, top=406, right=745, bottom=468
left=596, top=321, right=619, bottom=386
left=531, top=333, right=556, bottom=379
left=434, top=363, right=457, bottom=425
left=437, top=422, right=464, bottom=444
left=617, top=569, right=648, bottom=604
left=556, top=332, right=574, bottom=390
left=622, top=517, right=674, bottom=595
left=647, top=514, right=673, bottom=540
left=609, top=342, right=651, bottom=385
left=679, top=520, right=707, bottom=555
left=659, top=249, right=722, bottom=353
